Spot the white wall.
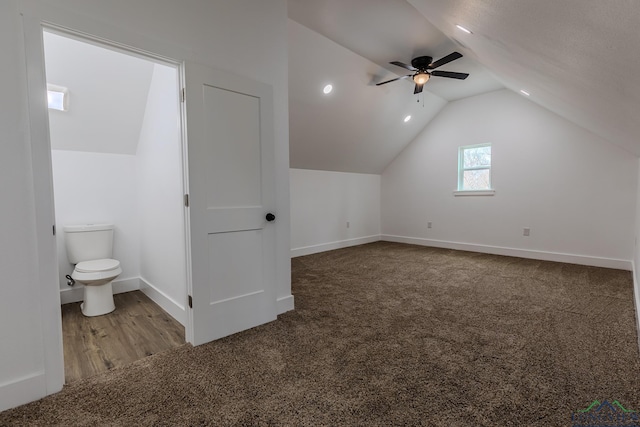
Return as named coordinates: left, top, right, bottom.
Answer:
left=290, top=169, right=381, bottom=257
left=51, top=151, right=140, bottom=292
left=382, top=89, right=637, bottom=268
left=136, top=64, right=187, bottom=325
left=2, top=0, right=290, bottom=411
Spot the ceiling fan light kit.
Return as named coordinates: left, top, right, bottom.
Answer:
left=413, top=73, right=430, bottom=85
left=376, top=51, right=469, bottom=94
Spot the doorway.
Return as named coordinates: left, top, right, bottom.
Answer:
left=22, top=12, right=281, bottom=398
left=42, top=29, right=188, bottom=382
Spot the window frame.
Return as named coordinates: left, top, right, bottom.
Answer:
left=456, top=143, right=493, bottom=194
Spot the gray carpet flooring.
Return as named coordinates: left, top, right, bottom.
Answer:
left=1, top=242, right=639, bottom=426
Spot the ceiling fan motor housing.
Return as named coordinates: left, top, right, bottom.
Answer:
left=411, top=56, right=433, bottom=71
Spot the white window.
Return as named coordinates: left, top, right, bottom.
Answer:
left=457, top=143, right=492, bottom=191
left=47, top=84, right=69, bottom=111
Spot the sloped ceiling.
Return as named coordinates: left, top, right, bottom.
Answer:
left=408, top=0, right=640, bottom=156
left=43, top=31, right=154, bottom=155
left=289, top=0, right=640, bottom=175
left=288, top=20, right=448, bottom=174
left=288, top=0, right=503, bottom=102
left=288, top=0, right=503, bottom=173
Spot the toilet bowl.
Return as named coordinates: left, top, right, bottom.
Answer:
left=71, top=258, right=122, bottom=316
left=64, top=224, right=121, bottom=317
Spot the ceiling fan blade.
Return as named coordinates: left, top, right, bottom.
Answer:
left=376, top=75, right=411, bottom=86
left=428, top=52, right=463, bottom=69
left=390, top=61, right=417, bottom=72
left=430, top=70, right=469, bottom=80
left=414, top=84, right=424, bottom=94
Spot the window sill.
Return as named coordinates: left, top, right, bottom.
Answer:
left=453, top=190, right=495, bottom=197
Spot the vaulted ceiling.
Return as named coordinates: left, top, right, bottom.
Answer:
left=288, top=0, right=640, bottom=174
left=288, top=19, right=449, bottom=174
left=408, top=0, right=640, bottom=156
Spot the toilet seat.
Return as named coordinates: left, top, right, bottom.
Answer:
left=72, top=258, right=122, bottom=284
left=76, top=258, right=120, bottom=273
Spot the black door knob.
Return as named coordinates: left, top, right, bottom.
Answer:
left=266, top=213, right=276, bottom=222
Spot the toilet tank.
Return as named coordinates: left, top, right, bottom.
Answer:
left=63, top=224, right=115, bottom=264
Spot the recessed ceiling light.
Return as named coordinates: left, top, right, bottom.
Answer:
left=404, top=115, right=412, bottom=123
left=456, top=24, right=472, bottom=34
left=520, top=89, right=530, bottom=96
left=323, top=84, right=333, bottom=94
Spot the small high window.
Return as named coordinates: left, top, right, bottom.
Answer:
left=458, top=143, right=492, bottom=191
left=47, top=84, right=69, bottom=111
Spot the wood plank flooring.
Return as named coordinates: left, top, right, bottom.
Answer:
left=61, top=290, right=185, bottom=383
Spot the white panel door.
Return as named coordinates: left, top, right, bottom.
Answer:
left=184, top=62, right=277, bottom=346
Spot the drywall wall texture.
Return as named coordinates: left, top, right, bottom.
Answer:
left=290, top=169, right=381, bottom=256
left=51, top=151, right=140, bottom=289
left=136, top=64, right=187, bottom=321
left=382, top=89, right=637, bottom=266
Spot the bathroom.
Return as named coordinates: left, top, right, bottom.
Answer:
left=43, top=30, right=188, bottom=380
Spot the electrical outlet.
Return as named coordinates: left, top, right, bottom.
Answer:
left=346, top=221, right=350, bottom=228
left=523, top=227, right=530, bottom=237
left=427, top=221, right=432, bottom=229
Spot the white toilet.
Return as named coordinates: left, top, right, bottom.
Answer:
left=64, top=224, right=122, bottom=317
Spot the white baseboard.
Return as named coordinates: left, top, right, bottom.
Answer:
left=139, top=277, right=187, bottom=326
left=59, top=277, right=140, bottom=305
left=0, top=371, right=46, bottom=412
left=632, top=262, right=640, bottom=352
left=277, top=294, right=294, bottom=314
left=291, top=235, right=381, bottom=258
left=381, top=235, right=633, bottom=271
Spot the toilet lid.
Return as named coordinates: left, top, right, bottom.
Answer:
left=75, top=258, right=120, bottom=273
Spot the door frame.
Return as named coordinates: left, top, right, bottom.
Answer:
left=22, top=14, right=194, bottom=392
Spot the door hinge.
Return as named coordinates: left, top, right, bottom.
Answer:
left=52, top=225, right=56, bottom=236
left=181, top=88, right=186, bottom=102
left=188, top=295, right=193, bottom=309
left=184, top=194, right=189, bottom=207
